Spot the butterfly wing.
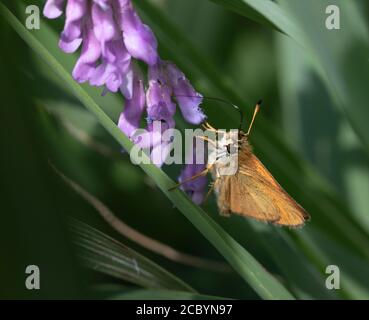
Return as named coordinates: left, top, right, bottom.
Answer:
left=238, top=153, right=309, bottom=227
left=215, top=152, right=309, bottom=227
left=215, top=174, right=281, bottom=223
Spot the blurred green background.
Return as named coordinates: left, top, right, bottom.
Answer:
left=1, top=0, right=369, bottom=299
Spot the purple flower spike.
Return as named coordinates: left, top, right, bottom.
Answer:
left=148, top=61, right=167, bottom=84
left=119, top=66, right=134, bottom=99
left=93, top=0, right=110, bottom=10
left=143, top=121, right=175, bottom=167
left=72, top=20, right=101, bottom=83
left=44, top=0, right=209, bottom=197
left=133, top=118, right=175, bottom=155
left=174, top=79, right=205, bottom=124
left=151, top=138, right=174, bottom=168
left=118, top=67, right=146, bottom=138
left=91, top=3, right=118, bottom=56
left=167, top=63, right=206, bottom=125
left=43, top=0, right=65, bottom=19
left=146, top=81, right=175, bottom=123
left=89, top=39, right=131, bottom=92
left=59, top=0, right=87, bottom=53
left=120, top=2, right=159, bottom=66
left=178, top=163, right=207, bottom=205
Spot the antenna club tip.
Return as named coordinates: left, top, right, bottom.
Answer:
left=257, top=99, right=263, bottom=106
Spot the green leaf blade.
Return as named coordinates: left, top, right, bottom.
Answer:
left=0, top=3, right=295, bottom=300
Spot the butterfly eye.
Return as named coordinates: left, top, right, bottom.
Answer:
left=226, top=144, right=231, bottom=154
left=239, top=131, right=248, bottom=139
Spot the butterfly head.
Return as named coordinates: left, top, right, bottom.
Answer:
left=238, top=130, right=250, bottom=146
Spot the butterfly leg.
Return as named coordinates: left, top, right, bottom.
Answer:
left=203, top=178, right=219, bottom=203
left=168, top=164, right=214, bottom=191
left=202, top=121, right=218, bottom=132
left=195, top=135, right=217, bottom=148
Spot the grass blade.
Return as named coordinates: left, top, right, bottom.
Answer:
left=248, top=222, right=338, bottom=299
left=109, top=289, right=231, bottom=300
left=0, top=3, right=295, bottom=300
left=135, top=0, right=369, bottom=259
left=210, top=0, right=369, bottom=153
left=297, top=229, right=369, bottom=299
left=209, top=0, right=304, bottom=42
left=55, top=165, right=229, bottom=273
left=70, top=219, right=194, bottom=292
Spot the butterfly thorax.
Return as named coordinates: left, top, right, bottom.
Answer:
left=209, top=130, right=252, bottom=179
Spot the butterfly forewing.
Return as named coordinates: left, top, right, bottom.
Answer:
left=215, top=175, right=281, bottom=222
left=214, top=141, right=310, bottom=227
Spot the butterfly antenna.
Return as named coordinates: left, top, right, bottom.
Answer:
left=246, top=100, right=262, bottom=136
left=175, top=95, right=244, bottom=129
